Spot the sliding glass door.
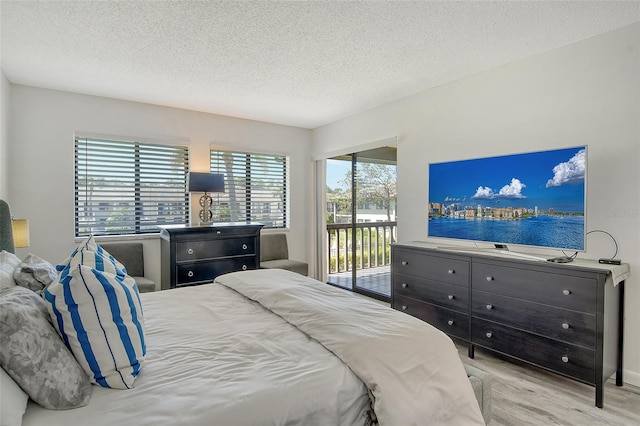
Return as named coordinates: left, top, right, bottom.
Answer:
left=325, top=146, right=397, bottom=300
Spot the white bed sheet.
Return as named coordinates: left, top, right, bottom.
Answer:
left=22, top=283, right=371, bottom=426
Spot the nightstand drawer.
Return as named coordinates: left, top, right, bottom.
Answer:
left=393, top=249, right=469, bottom=286
left=393, top=294, right=469, bottom=340
left=176, top=257, right=257, bottom=285
left=472, top=290, right=596, bottom=348
left=394, top=272, right=468, bottom=312
left=176, top=237, right=256, bottom=262
left=472, top=261, right=597, bottom=313
left=472, top=318, right=595, bottom=384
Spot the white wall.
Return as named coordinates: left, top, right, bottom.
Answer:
left=7, top=86, right=313, bottom=286
left=0, top=70, right=10, bottom=199
left=313, top=23, right=640, bottom=386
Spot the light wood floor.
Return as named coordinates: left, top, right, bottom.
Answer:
left=455, top=341, right=640, bottom=425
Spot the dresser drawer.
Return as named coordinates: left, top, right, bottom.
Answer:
left=472, top=290, right=596, bottom=348
left=472, top=317, right=595, bottom=384
left=393, top=249, right=469, bottom=287
left=176, top=257, right=257, bottom=285
left=472, top=261, right=597, bottom=313
left=393, top=294, right=469, bottom=340
left=394, top=272, right=468, bottom=312
left=176, top=237, right=256, bottom=262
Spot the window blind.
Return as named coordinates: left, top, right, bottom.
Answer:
left=209, top=149, right=288, bottom=228
left=75, top=137, right=190, bottom=237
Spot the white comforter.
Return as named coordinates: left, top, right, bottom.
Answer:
left=23, top=268, right=484, bottom=426
left=216, top=269, right=485, bottom=426
left=22, top=278, right=371, bottom=425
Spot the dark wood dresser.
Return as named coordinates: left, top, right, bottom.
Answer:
left=391, top=242, right=629, bottom=408
left=392, top=248, right=471, bottom=343
left=159, top=222, right=263, bottom=290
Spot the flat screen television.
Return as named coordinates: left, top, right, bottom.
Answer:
left=427, top=146, right=587, bottom=254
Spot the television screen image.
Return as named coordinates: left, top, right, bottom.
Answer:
left=428, top=146, right=587, bottom=252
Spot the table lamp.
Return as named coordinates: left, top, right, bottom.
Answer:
left=187, top=172, right=225, bottom=224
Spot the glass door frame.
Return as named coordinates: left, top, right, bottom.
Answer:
left=325, top=152, right=394, bottom=302
left=351, top=153, right=387, bottom=301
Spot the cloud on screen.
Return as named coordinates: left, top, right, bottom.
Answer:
left=546, top=149, right=586, bottom=188
left=472, top=178, right=526, bottom=199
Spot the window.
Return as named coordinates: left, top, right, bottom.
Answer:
left=209, top=149, right=288, bottom=228
left=75, top=137, right=190, bottom=237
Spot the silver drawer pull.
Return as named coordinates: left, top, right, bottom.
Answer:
left=402, top=283, right=408, bottom=288
left=447, top=320, right=454, bottom=326
left=187, top=271, right=194, bottom=277
left=242, top=244, right=248, bottom=250
left=447, top=294, right=454, bottom=300
left=486, top=276, right=494, bottom=281
left=401, top=305, right=407, bottom=311
left=563, top=289, right=571, bottom=296
left=562, top=323, right=570, bottom=330
left=187, top=248, right=194, bottom=255
left=242, top=265, right=248, bottom=271
left=486, top=304, right=493, bottom=310
left=447, top=269, right=454, bottom=274
left=486, top=332, right=493, bottom=338
left=562, top=356, right=569, bottom=363
left=401, top=261, right=408, bottom=266
left=216, top=230, right=221, bottom=234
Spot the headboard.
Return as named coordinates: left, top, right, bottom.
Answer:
left=0, top=199, right=15, bottom=253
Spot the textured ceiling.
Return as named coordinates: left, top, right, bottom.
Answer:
left=1, top=1, right=638, bottom=129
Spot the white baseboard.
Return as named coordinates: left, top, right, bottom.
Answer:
left=622, top=369, right=640, bottom=388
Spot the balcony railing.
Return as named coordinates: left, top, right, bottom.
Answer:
left=326, top=221, right=397, bottom=274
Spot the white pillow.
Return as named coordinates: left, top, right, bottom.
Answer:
left=0, top=250, right=21, bottom=290
left=45, top=239, right=146, bottom=390
left=0, top=367, right=28, bottom=426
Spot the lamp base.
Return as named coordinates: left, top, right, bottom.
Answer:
left=198, top=208, right=213, bottom=223
left=199, top=194, right=212, bottom=208
left=198, top=193, right=213, bottom=223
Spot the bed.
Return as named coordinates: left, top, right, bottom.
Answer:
left=0, top=224, right=487, bottom=425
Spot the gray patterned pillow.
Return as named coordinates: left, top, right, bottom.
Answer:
left=0, top=286, right=92, bottom=409
left=13, top=253, right=57, bottom=294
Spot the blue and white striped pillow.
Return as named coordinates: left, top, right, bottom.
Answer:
left=45, top=238, right=145, bottom=389
left=45, top=265, right=145, bottom=389
left=56, top=235, right=127, bottom=278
